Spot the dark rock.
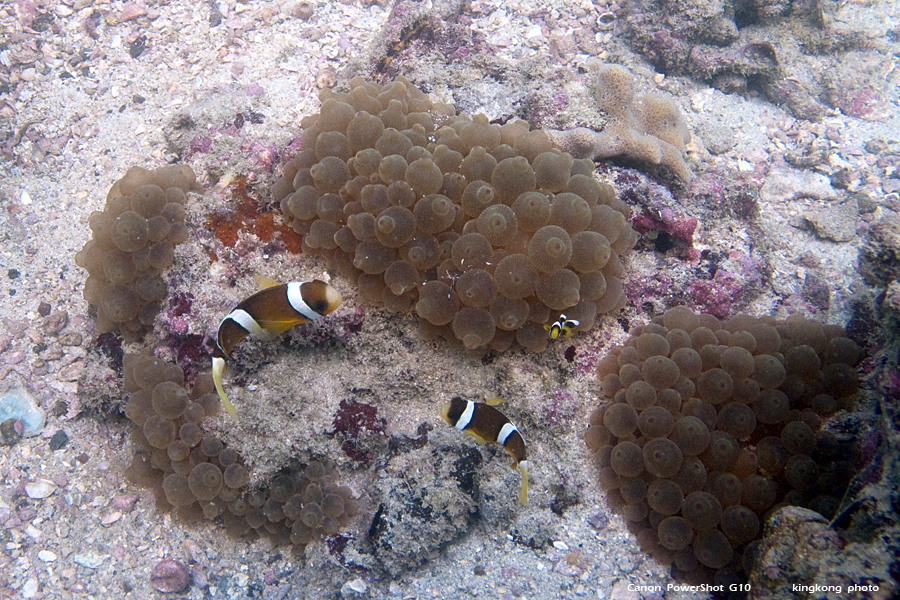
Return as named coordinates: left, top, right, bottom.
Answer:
left=49, top=429, right=69, bottom=450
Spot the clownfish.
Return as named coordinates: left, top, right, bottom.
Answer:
left=211, top=277, right=342, bottom=418
left=544, top=314, right=580, bottom=339
left=440, top=397, right=529, bottom=506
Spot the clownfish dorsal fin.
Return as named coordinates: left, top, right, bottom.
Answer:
left=486, top=397, right=505, bottom=406
left=253, top=275, right=282, bottom=291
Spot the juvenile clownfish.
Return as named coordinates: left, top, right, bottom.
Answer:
left=211, top=277, right=342, bottom=418
left=440, top=397, right=529, bottom=506
left=544, top=314, right=580, bottom=339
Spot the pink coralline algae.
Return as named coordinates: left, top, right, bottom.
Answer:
left=331, top=397, right=387, bottom=463
left=830, top=87, right=889, bottom=121
left=686, top=271, right=746, bottom=318
left=188, top=135, right=213, bottom=157
left=625, top=271, right=676, bottom=312
left=632, top=208, right=699, bottom=251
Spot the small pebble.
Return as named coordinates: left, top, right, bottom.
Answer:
left=73, top=553, right=107, bottom=569
left=113, top=495, right=139, bottom=511
left=21, top=578, right=38, bottom=599
left=102, top=511, right=123, bottom=526
left=38, top=549, right=58, bottom=562
left=25, top=479, right=57, bottom=499
left=150, top=560, right=190, bottom=593
left=0, top=418, right=23, bottom=445
left=553, top=540, right=570, bottom=551
left=58, top=332, right=82, bottom=346
left=49, top=429, right=69, bottom=450
left=341, top=578, right=367, bottom=596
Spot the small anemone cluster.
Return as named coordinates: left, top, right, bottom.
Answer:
left=272, top=76, right=638, bottom=353
left=121, top=353, right=359, bottom=555
left=586, top=306, right=861, bottom=584
left=74, top=165, right=197, bottom=340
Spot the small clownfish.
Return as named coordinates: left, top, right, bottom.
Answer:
left=211, top=277, right=342, bottom=418
left=545, top=314, right=580, bottom=339
left=440, top=397, right=529, bottom=506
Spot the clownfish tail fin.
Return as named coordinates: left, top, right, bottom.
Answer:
left=517, top=461, right=529, bottom=506
left=212, top=356, right=237, bottom=419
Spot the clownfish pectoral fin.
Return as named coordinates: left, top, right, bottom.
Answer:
left=517, top=461, right=529, bottom=506
left=253, top=317, right=305, bottom=337
left=253, top=275, right=282, bottom=291
left=212, top=357, right=237, bottom=419
left=463, top=430, right=489, bottom=445
left=486, top=397, right=505, bottom=406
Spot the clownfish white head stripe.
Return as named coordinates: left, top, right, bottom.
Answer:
left=441, top=397, right=529, bottom=506
left=544, top=314, right=580, bottom=339
left=211, top=279, right=341, bottom=418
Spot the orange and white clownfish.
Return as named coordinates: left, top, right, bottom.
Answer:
left=544, top=314, right=580, bottom=339
left=440, top=397, right=529, bottom=506
left=211, top=277, right=342, bottom=418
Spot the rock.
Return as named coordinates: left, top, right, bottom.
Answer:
left=860, top=216, right=900, bottom=285
left=760, top=165, right=837, bottom=204
left=38, top=550, right=57, bottom=562
left=610, top=579, right=640, bottom=600
left=101, top=511, right=123, bottom=526
left=25, top=479, right=57, bottom=499
left=150, top=560, right=190, bottom=593
left=21, top=578, right=38, bottom=599
left=49, top=429, right=69, bottom=450
left=73, top=553, right=107, bottom=569
left=0, top=384, right=46, bottom=437
left=801, top=199, right=858, bottom=242
left=57, top=362, right=84, bottom=382
left=120, top=3, right=148, bottom=21
left=341, top=578, right=367, bottom=596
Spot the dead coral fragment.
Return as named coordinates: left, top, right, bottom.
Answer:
left=547, top=65, right=694, bottom=182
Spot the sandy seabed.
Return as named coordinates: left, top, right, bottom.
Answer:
left=1, top=0, right=899, bottom=598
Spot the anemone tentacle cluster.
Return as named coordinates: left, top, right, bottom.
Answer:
left=122, top=353, right=359, bottom=555
left=74, top=165, right=197, bottom=340
left=587, top=306, right=861, bottom=583
left=273, top=76, right=639, bottom=353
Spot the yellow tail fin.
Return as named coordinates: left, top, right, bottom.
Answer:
left=212, top=357, right=237, bottom=419
left=518, top=461, right=529, bottom=506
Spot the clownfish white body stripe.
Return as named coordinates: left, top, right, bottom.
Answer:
left=211, top=277, right=342, bottom=418
left=545, top=314, right=580, bottom=339
left=441, top=397, right=529, bottom=506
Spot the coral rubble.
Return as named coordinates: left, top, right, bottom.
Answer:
left=547, top=65, right=694, bottom=183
